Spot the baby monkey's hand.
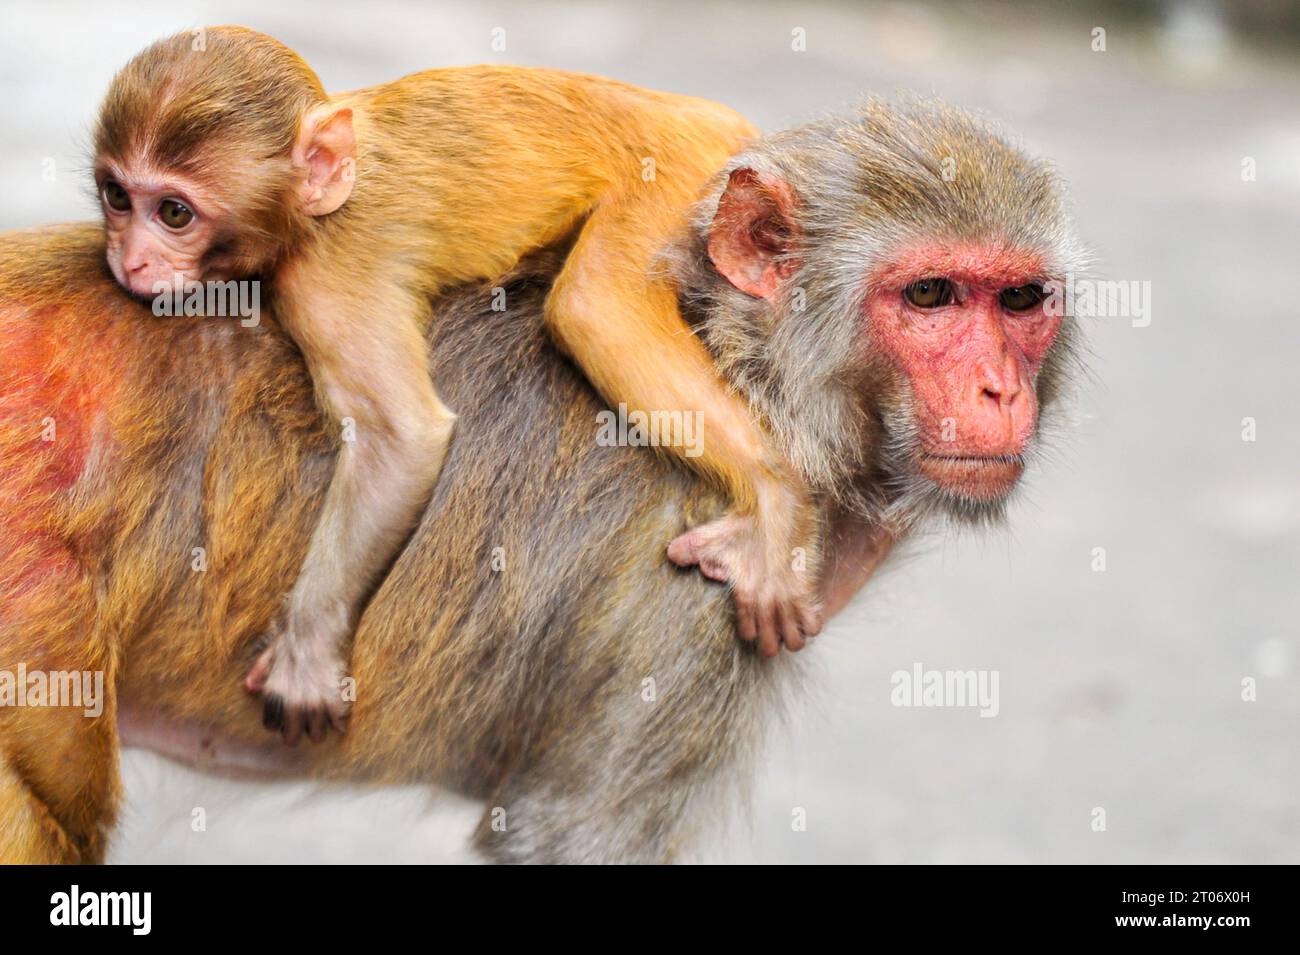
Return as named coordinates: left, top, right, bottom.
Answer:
left=667, top=476, right=821, bottom=657
left=245, top=615, right=351, bottom=745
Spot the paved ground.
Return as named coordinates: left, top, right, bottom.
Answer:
left=2, top=0, right=1296, bottom=863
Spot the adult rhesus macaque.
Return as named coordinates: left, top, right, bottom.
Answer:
left=0, top=100, right=1083, bottom=863
left=92, top=26, right=818, bottom=744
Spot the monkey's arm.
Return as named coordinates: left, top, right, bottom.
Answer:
left=347, top=70, right=820, bottom=653
left=245, top=276, right=455, bottom=743
left=545, top=194, right=821, bottom=656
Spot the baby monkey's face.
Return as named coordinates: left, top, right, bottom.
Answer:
left=96, top=162, right=226, bottom=298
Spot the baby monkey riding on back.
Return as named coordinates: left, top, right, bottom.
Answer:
left=92, top=26, right=822, bottom=743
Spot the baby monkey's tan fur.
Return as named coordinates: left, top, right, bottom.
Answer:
left=92, top=27, right=819, bottom=741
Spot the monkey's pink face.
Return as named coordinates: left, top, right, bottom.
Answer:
left=96, top=165, right=224, bottom=297
left=866, top=241, right=1062, bottom=502
left=706, top=167, right=1064, bottom=506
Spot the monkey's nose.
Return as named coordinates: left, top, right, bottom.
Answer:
left=976, top=356, right=1022, bottom=406
left=121, top=241, right=151, bottom=273
left=965, top=363, right=1033, bottom=450
left=980, top=386, right=1023, bottom=420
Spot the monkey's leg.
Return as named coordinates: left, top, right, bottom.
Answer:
left=471, top=603, right=770, bottom=864
left=0, top=569, right=118, bottom=862
left=0, top=707, right=120, bottom=863
left=246, top=283, right=456, bottom=744
left=544, top=202, right=821, bottom=656
left=0, top=753, right=79, bottom=863
left=475, top=762, right=698, bottom=864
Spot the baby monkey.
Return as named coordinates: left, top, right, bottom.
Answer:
left=93, top=26, right=820, bottom=743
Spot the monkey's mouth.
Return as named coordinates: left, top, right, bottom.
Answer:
left=918, top=453, right=1025, bottom=501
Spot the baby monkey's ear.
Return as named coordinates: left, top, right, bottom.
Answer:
left=294, top=104, right=356, bottom=216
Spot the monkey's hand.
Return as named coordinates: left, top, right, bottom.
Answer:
left=666, top=479, right=822, bottom=657
left=244, top=625, right=350, bottom=745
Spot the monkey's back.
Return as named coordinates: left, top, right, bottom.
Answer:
left=329, top=66, right=756, bottom=295
left=0, top=225, right=788, bottom=859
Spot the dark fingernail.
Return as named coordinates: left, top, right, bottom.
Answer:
left=263, top=696, right=284, bottom=731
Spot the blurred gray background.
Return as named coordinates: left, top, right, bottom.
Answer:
left=1, top=0, right=1296, bottom=863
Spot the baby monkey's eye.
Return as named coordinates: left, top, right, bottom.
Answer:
left=999, top=284, right=1046, bottom=312
left=159, top=199, right=194, bottom=230
left=903, top=278, right=955, bottom=309
left=102, top=180, right=131, bottom=213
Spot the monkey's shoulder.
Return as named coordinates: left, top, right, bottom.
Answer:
left=0, top=223, right=117, bottom=301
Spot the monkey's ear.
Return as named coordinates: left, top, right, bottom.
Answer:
left=294, top=104, right=356, bottom=216
left=707, top=167, right=802, bottom=300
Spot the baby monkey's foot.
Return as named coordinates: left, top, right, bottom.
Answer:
left=667, top=508, right=822, bottom=658
left=245, top=633, right=350, bottom=745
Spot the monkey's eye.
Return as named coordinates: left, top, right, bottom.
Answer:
left=1000, top=284, right=1046, bottom=312
left=903, top=278, right=954, bottom=309
left=158, top=199, right=195, bottom=230
left=102, top=180, right=131, bottom=213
